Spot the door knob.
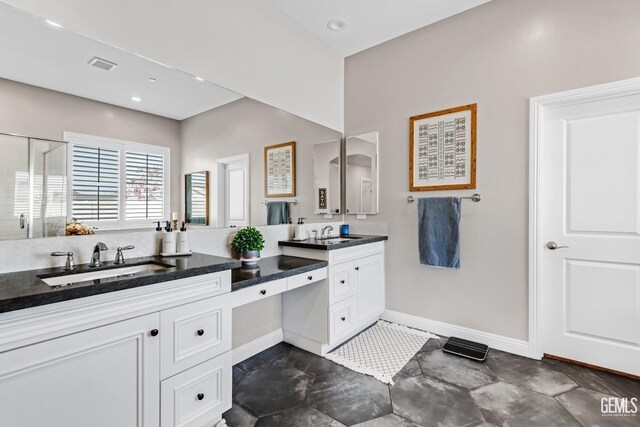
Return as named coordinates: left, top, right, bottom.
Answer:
left=546, top=241, right=569, bottom=250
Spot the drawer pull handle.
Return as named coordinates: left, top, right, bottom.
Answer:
left=340, top=280, right=345, bottom=284
left=341, top=317, right=346, bottom=321
left=308, top=276, right=313, bottom=280
left=260, top=289, right=267, bottom=295
left=150, top=329, right=159, bottom=337
left=197, top=329, right=205, bottom=336
left=355, top=266, right=360, bottom=271
left=197, top=393, right=205, bottom=401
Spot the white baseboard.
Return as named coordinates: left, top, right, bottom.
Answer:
left=283, top=330, right=325, bottom=356
left=232, top=328, right=284, bottom=365
left=381, top=310, right=532, bottom=358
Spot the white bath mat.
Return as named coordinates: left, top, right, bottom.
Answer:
left=325, top=320, right=438, bottom=385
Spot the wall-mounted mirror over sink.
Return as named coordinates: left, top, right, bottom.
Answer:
left=313, top=139, right=342, bottom=215
left=345, top=132, right=379, bottom=215
left=185, top=171, right=209, bottom=225
left=0, top=2, right=343, bottom=240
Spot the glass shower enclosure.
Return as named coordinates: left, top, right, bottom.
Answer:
left=0, top=133, right=67, bottom=240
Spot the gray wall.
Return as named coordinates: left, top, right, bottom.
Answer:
left=180, top=97, right=342, bottom=348
left=180, top=97, right=343, bottom=226
left=0, top=78, right=182, bottom=213
left=344, top=0, right=640, bottom=340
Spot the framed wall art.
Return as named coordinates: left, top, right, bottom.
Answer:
left=409, top=103, right=477, bottom=191
left=264, top=141, right=296, bottom=197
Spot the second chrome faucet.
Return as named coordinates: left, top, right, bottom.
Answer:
left=89, top=242, right=108, bottom=267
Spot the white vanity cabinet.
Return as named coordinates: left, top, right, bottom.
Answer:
left=0, top=270, right=233, bottom=427
left=0, top=314, right=161, bottom=427
left=281, top=241, right=385, bottom=355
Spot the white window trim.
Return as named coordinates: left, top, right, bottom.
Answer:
left=64, top=132, right=170, bottom=230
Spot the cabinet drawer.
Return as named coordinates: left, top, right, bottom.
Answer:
left=329, top=241, right=384, bottom=264
left=229, top=279, right=287, bottom=308
left=328, top=262, right=355, bottom=304
left=287, top=267, right=327, bottom=291
left=329, top=297, right=356, bottom=345
left=161, top=351, right=232, bottom=427
left=161, top=296, right=231, bottom=379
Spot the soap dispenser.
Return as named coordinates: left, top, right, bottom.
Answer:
left=294, top=218, right=307, bottom=241
left=162, top=220, right=176, bottom=254
left=177, top=222, right=189, bottom=253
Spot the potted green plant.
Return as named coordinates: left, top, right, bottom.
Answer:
left=231, top=226, right=265, bottom=267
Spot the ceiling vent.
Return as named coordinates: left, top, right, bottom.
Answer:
left=88, top=56, right=118, bottom=71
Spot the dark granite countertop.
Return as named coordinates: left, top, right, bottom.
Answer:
left=278, top=234, right=388, bottom=251
left=232, top=255, right=328, bottom=291
left=0, top=253, right=241, bottom=314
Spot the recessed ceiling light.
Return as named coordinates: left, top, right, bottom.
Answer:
left=46, top=19, right=63, bottom=28
left=327, top=19, right=347, bottom=32
left=131, top=96, right=142, bottom=102
left=148, top=78, right=157, bottom=83
left=195, top=76, right=205, bottom=82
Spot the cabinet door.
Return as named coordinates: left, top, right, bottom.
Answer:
left=0, top=314, right=160, bottom=427
left=354, top=254, right=385, bottom=324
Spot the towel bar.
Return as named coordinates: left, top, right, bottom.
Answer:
left=262, top=199, right=298, bottom=206
left=407, top=194, right=481, bottom=204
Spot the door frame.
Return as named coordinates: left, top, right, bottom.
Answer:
left=528, top=76, right=640, bottom=359
left=215, top=153, right=250, bottom=228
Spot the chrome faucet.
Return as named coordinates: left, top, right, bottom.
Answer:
left=321, top=225, right=334, bottom=239
left=114, top=245, right=135, bottom=265
left=89, top=242, right=108, bottom=267
left=50, top=251, right=76, bottom=271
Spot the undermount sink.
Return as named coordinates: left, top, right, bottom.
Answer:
left=319, top=236, right=362, bottom=244
left=39, top=262, right=173, bottom=287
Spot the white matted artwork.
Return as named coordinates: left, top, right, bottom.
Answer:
left=409, top=104, right=477, bottom=191
left=264, top=141, right=296, bottom=197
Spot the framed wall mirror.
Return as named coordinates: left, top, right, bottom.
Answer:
left=346, top=132, right=379, bottom=215
left=313, top=139, right=342, bottom=214
left=185, top=171, right=209, bottom=225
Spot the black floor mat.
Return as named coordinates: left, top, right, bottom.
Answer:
left=442, top=336, right=489, bottom=361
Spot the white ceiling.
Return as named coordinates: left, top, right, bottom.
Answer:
left=0, top=3, right=243, bottom=120
left=269, top=0, right=492, bottom=57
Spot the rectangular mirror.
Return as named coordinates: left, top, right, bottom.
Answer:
left=0, top=2, right=343, bottom=239
left=346, top=132, right=379, bottom=215
left=313, top=139, right=342, bottom=215
left=185, top=171, right=209, bottom=225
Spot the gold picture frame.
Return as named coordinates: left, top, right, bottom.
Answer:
left=264, top=141, right=296, bottom=197
left=409, top=104, right=477, bottom=191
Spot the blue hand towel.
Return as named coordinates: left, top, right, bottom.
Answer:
left=418, top=197, right=461, bottom=269
left=266, top=202, right=290, bottom=225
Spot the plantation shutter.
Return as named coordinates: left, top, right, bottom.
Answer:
left=72, top=144, right=119, bottom=220
left=125, top=151, right=164, bottom=219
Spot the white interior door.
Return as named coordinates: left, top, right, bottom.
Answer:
left=539, top=84, right=640, bottom=376
left=216, top=154, right=249, bottom=228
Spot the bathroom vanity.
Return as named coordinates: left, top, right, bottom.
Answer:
left=279, top=235, right=388, bottom=355
left=0, top=236, right=385, bottom=427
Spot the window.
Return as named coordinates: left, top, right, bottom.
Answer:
left=72, top=144, right=119, bottom=221
left=125, top=151, right=164, bottom=220
left=65, top=133, right=170, bottom=228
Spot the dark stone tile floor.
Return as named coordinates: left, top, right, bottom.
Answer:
left=224, top=340, right=639, bottom=426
